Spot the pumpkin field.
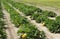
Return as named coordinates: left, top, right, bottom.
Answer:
left=0, top=0, right=60, bottom=39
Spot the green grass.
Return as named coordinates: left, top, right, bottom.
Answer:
left=14, top=0, right=60, bottom=9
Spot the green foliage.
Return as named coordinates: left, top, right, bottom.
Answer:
left=9, top=2, right=43, bottom=16
left=4, top=3, right=29, bottom=27
left=42, top=11, right=49, bottom=16
left=44, top=19, right=60, bottom=33
left=36, top=15, right=47, bottom=23
left=0, top=27, right=6, bottom=39
left=47, top=11, right=57, bottom=17
left=0, top=3, right=6, bottom=39
left=36, top=8, right=42, bottom=12
left=42, top=11, right=57, bottom=17
left=0, top=4, right=4, bottom=18
left=31, top=13, right=39, bottom=20
left=4, top=2, right=46, bottom=39
left=56, top=16, right=60, bottom=22
left=44, top=19, right=55, bottom=32
left=18, top=24, right=46, bottom=39
left=8, top=1, right=60, bottom=33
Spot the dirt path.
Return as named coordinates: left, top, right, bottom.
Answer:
left=2, top=3, right=18, bottom=39
left=7, top=3, right=57, bottom=39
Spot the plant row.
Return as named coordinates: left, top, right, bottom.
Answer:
left=10, top=1, right=57, bottom=17
left=3, top=2, right=46, bottom=39
left=8, top=1, right=60, bottom=33
left=0, top=2, right=6, bottom=39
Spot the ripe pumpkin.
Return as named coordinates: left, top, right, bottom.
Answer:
left=21, top=33, right=27, bottom=39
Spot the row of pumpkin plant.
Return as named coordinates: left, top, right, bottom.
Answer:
left=3, top=2, right=46, bottom=39
left=0, top=1, right=6, bottom=39
left=8, top=1, right=60, bottom=33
